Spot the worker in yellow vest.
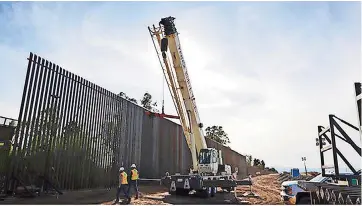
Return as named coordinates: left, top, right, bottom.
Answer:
left=115, top=167, right=131, bottom=204
left=128, top=164, right=139, bottom=199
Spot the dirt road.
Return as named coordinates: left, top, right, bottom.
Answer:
left=102, top=174, right=283, bottom=205
left=235, top=174, right=283, bottom=205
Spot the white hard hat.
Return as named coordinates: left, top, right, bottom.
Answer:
left=119, top=167, right=124, bottom=171
left=131, top=164, right=136, bottom=168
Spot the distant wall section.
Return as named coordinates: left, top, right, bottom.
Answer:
left=247, top=166, right=275, bottom=176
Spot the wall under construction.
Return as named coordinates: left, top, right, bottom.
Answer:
left=6, top=52, right=247, bottom=192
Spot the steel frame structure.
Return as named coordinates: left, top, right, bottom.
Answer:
left=316, top=82, right=361, bottom=184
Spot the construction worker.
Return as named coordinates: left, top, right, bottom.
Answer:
left=115, top=167, right=131, bottom=204
left=128, top=164, right=139, bottom=199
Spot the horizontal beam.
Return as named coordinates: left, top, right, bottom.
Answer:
left=322, top=165, right=335, bottom=169
left=235, top=179, right=252, bottom=186
left=319, top=126, right=330, bottom=136
left=324, top=174, right=361, bottom=179
left=202, top=179, right=237, bottom=187
left=357, top=93, right=362, bottom=101
left=321, top=145, right=332, bottom=152
left=139, top=178, right=161, bottom=181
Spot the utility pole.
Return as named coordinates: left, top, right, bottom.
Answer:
left=302, top=157, right=308, bottom=176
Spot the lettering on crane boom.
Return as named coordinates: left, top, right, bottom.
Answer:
left=176, top=38, right=199, bottom=117
left=177, top=45, right=187, bottom=71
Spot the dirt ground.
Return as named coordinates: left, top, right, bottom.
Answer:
left=102, top=174, right=284, bottom=205
left=235, top=174, right=283, bottom=205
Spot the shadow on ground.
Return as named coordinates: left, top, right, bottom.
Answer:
left=142, top=192, right=252, bottom=205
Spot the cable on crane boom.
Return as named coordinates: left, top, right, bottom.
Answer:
left=147, top=26, right=180, bottom=120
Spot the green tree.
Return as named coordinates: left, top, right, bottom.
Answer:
left=140, top=92, right=158, bottom=112
left=261, top=160, right=265, bottom=169
left=118, top=92, right=137, bottom=104
left=253, top=158, right=260, bottom=166
left=205, top=126, right=230, bottom=145
left=246, top=155, right=253, bottom=166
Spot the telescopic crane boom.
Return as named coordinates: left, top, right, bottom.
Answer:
left=148, top=16, right=247, bottom=198
left=148, top=17, right=207, bottom=171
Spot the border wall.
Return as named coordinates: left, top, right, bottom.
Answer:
left=247, top=166, right=274, bottom=176
left=5, top=52, right=247, bottom=192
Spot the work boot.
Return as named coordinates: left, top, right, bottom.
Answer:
left=127, top=197, right=131, bottom=204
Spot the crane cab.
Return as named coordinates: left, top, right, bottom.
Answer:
left=198, top=148, right=231, bottom=176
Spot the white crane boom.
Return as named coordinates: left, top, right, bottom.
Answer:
left=148, top=17, right=207, bottom=171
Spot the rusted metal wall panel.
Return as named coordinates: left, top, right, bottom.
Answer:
left=139, top=116, right=192, bottom=178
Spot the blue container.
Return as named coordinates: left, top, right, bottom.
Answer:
left=291, top=168, right=300, bottom=177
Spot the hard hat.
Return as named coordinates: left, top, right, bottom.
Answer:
left=131, top=164, right=136, bottom=168
left=119, top=167, right=124, bottom=171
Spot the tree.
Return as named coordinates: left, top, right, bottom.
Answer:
left=246, top=155, right=253, bottom=166
left=205, top=125, right=230, bottom=145
left=253, top=158, right=261, bottom=166
left=140, top=92, right=159, bottom=112
left=261, top=160, right=265, bottom=169
left=118, top=92, right=137, bottom=104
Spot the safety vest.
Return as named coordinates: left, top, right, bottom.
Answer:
left=120, top=172, right=128, bottom=185
left=131, top=169, right=139, bottom=180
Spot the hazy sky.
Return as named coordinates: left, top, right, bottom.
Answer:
left=0, top=1, right=361, bottom=170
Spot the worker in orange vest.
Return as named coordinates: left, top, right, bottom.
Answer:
left=128, top=164, right=139, bottom=199
left=115, top=167, right=131, bottom=204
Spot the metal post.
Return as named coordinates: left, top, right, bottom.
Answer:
left=302, top=157, right=308, bottom=176
left=317, top=126, right=326, bottom=176
left=187, top=110, right=198, bottom=172
left=329, top=115, right=340, bottom=176
left=354, top=82, right=361, bottom=141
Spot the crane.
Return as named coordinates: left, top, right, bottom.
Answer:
left=148, top=16, right=207, bottom=172
left=148, top=16, right=247, bottom=198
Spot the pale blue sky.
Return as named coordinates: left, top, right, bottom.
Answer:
left=0, top=1, right=361, bottom=170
